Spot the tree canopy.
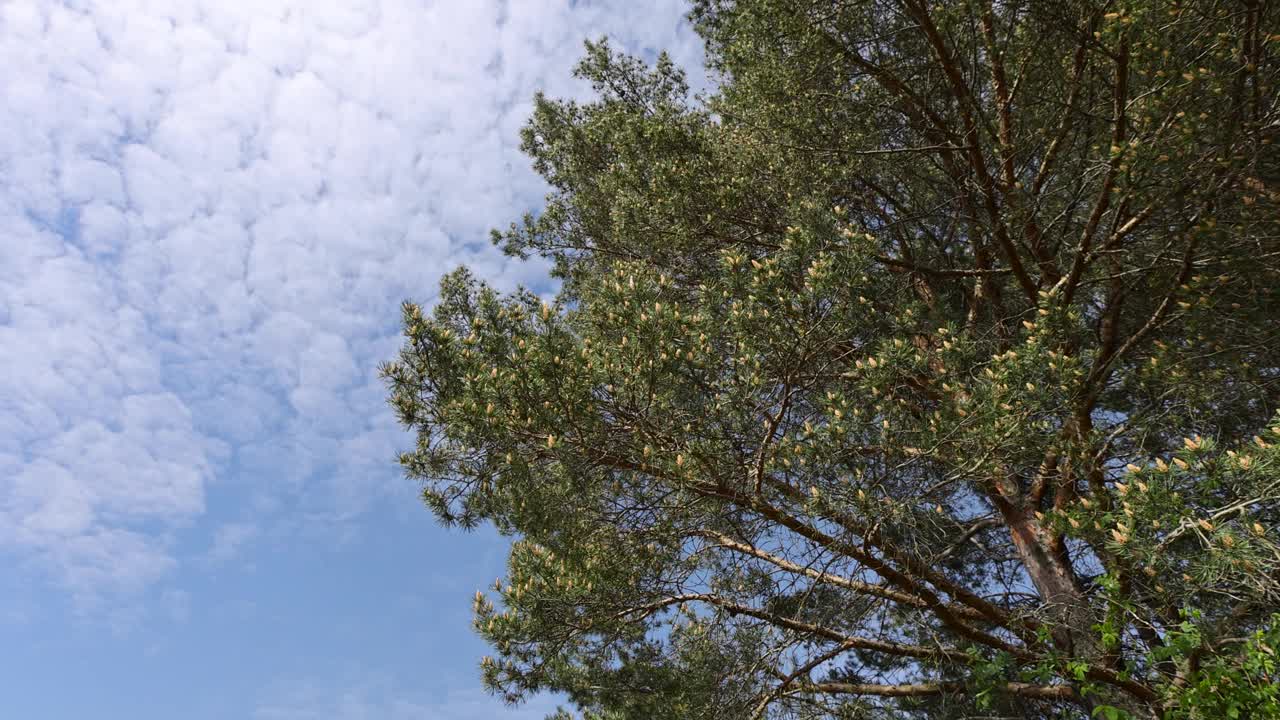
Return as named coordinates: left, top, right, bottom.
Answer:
left=383, top=1, right=1280, bottom=717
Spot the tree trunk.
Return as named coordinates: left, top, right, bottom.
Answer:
left=1006, top=509, right=1154, bottom=718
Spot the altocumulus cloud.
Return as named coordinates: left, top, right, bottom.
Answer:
left=0, top=0, right=704, bottom=606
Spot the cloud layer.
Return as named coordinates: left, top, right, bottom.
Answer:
left=0, top=0, right=704, bottom=603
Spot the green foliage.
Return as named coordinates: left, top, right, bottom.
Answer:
left=1157, top=612, right=1280, bottom=719
left=383, top=1, right=1280, bottom=717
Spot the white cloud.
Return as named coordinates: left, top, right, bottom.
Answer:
left=0, top=0, right=705, bottom=605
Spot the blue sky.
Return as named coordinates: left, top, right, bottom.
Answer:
left=0, top=1, right=705, bottom=717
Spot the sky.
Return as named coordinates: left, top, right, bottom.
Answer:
left=0, top=1, right=706, bottom=717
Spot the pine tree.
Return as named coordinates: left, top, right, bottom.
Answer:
left=383, top=2, right=1280, bottom=717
